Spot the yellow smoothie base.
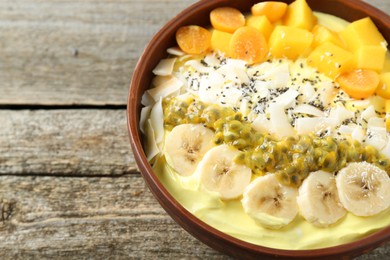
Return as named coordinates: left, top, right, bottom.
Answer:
left=154, top=157, right=390, bottom=250
left=151, top=12, right=390, bottom=250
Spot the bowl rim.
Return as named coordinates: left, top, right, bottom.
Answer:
left=127, top=0, right=390, bottom=258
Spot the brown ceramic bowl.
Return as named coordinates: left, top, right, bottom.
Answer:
left=128, top=0, right=390, bottom=258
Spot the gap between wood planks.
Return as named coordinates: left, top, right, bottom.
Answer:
left=0, top=104, right=126, bottom=110
left=0, top=171, right=140, bottom=178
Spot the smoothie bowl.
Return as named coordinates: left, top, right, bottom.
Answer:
left=127, top=0, right=390, bottom=258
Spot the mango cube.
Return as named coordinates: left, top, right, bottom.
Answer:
left=383, top=53, right=390, bottom=72
left=340, top=17, right=387, bottom=51
left=340, top=17, right=388, bottom=71
left=312, top=25, right=345, bottom=48
left=251, top=2, right=288, bottom=23
left=211, top=29, right=233, bottom=55
left=246, top=15, right=273, bottom=40
left=269, top=25, right=313, bottom=60
left=355, top=45, right=386, bottom=71
left=386, top=117, right=390, bottom=132
left=376, top=72, right=390, bottom=99
left=283, top=0, right=317, bottom=30
left=307, top=42, right=354, bottom=79
left=386, top=99, right=390, bottom=114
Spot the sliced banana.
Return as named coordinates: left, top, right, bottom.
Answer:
left=164, top=124, right=215, bottom=177
left=297, top=170, right=346, bottom=227
left=241, top=174, right=298, bottom=229
left=198, top=144, right=252, bottom=200
left=336, top=162, right=390, bottom=216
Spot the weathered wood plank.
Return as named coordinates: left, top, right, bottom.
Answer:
left=0, top=174, right=387, bottom=259
left=0, top=0, right=387, bottom=106
left=0, top=109, right=134, bottom=175
left=0, top=0, right=197, bottom=106
left=0, top=175, right=230, bottom=259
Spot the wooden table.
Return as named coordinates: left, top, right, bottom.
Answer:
left=1, top=0, right=389, bottom=258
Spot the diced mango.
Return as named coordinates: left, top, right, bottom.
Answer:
left=383, top=53, right=390, bottom=73
left=386, top=99, right=390, bottom=113
left=251, top=2, right=288, bottom=23
left=283, top=0, right=317, bottom=30
left=312, top=25, right=345, bottom=48
left=269, top=25, right=313, bottom=60
left=340, top=17, right=387, bottom=51
left=246, top=15, right=273, bottom=39
left=211, top=29, right=233, bottom=55
left=376, top=72, right=390, bottom=99
left=307, top=42, right=354, bottom=79
left=340, top=17, right=388, bottom=71
left=355, top=45, right=387, bottom=71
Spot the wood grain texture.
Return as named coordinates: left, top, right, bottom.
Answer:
left=1, top=0, right=390, bottom=259
left=0, top=0, right=197, bottom=106
left=0, top=0, right=386, bottom=106
left=0, top=109, right=135, bottom=175
left=0, top=108, right=387, bottom=258
left=0, top=174, right=386, bottom=259
left=0, top=175, right=230, bottom=259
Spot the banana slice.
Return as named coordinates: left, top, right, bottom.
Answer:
left=336, top=162, right=390, bottom=216
left=241, top=174, right=298, bottom=229
left=198, top=145, right=252, bottom=200
left=164, top=124, right=215, bottom=177
left=297, top=170, right=346, bottom=227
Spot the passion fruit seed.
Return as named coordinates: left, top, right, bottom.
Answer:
left=162, top=96, right=390, bottom=187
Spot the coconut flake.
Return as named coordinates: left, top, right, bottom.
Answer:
left=295, top=117, right=324, bottom=135
left=338, top=124, right=354, bottom=135
left=217, top=59, right=250, bottom=84
left=361, top=105, right=377, bottom=122
left=366, top=126, right=387, bottom=151
left=144, top=119, right=160, bottom=161
left=351, top=125, right=365, bottom=143
left=265, top=63, right=290, bottom=90
left=269, top=103, right=295, bottom=137
left=140, top=105, right=152, bottom=134
left=167, top=47, right=185, bottom=56
left=249, top=61, right=290, bottom=89
left=198, top=72, right=225, bottom=104
left=293, top=104, right=325, bottom=117
left=153, top=58, right=177, bottom=76
left=178, top=54, right=193, bottom=62
left=381, top=138, right=390, bottom=158
left=274, top=88, right=299, bottom=108
left=147, top=76, right=183, bottom=102
left=152, top=75, right=173, bottom=87
left=252, top=113, right=271, bottom=134
left=204, top=53, right=220, bottom=67
left=240, top=99, right=250, bottom=116
left=300, top=83, right=316, bottom=103
left=349, top=99, right=370, bottom=108
left=149, top=98, right=164, bottom=144
left=368, top=117, right=385, bottom=128
left=318, top=81, right=336, bottom=106
left=220, top=85, right=242, bottom=107
left=327, top=104, right=354, bottom=127
left=253, top=81, right=271, bottom=98
left=141, top=91, right=155, bottom=106
left=185, top=59, right=214, bottom=73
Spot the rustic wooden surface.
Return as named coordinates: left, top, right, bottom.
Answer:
left=0, top=0, right=389, bottom=259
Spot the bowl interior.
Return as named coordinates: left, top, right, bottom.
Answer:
left=128, top=0, right=390, bottom=258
